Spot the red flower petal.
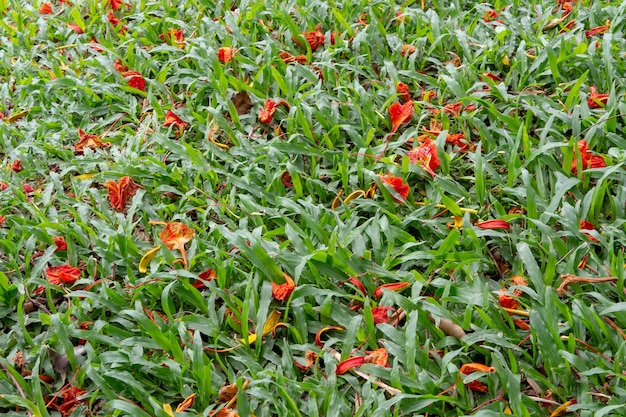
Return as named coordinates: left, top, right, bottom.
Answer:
left=218, top=47, right=234, bottom=63
left=271, top=272, right=295, bottom=301
left=396, top=82, right=411, bottom=102
left=379, top=174, right=410, bottom=202
left=371, top=306, right=395, bottom=324
left=163, top=110, right=188, bottom=131
left=46, top=265, right=81, bottom=286
left=475, top=219, right=511, bottom=230
left=53, top=236, right=68, bottom=251
left=123, top=70, right=146, bottom=91
left=388, top=101, right=413, bottom=133
left=258, top=99, right=277, bottom=124
left=67, top=23, right=84, bottom=34
left=408, top=139, right=440, bottom=176
left=39, top=3, right=52, bottom=14
left=105, top=176, right=139, bottom=212
left=374, top=282, right=410, bottom=299
left=336, top=356, right=365, bottom=375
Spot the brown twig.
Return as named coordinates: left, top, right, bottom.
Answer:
left=603, top=317, right=626, bottom=341
left=556, top=274, right=618, bottom=296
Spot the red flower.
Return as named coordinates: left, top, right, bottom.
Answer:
left=39, top=3, right=52, bottom=14
left=401, top=44, right=416, bottom=56
left=108, top=11, right=128, bottom=33
left=75, top=128, right=110, bottom=154
left=388, top=100, right=413, bottom=133
left=298, top=25, right=325, bottom=51
left=396, top=82, right=411, bottom=102
left=422, top=91, right=436, bottom=102
left=123, top=70, right=146, bottom=91
left=272, top=272, right=295, bottom=301
left=218, top=47, right=234, bottom=63
left=53, top=236, right=68, bottom=251
left=281, top=172, right=293, bottom=187
left=374, top=282, right=410, bottom=299
left=107, top=0, right=124, bottom=10
left=586, top=20, right=610, bottom=37
left=159, top=29, right=184, bottom=45
left=105, top=176, right=139, bottom=212
left=443, top=102, right=462, bottom=116
left=379, top=174, right=409, bottom=202
left=163, top=110, right=188, bottom=131
left=35, top=264, right=81, bottom=293
left=371, top=306, right=395, bottom=324
left=23, top=184, right=33, bottom=194
left=0, top=216, right=5, bottom=226
left=347, top=276, right=366, bottom=295
left=587, top=86, right=610, bottom=109
left=336, top=356, right=365, bottom=375
left=579, top=220, right=599, bottom=242
left=498, top=291, right=518, bottom=310
left=10, top=160, right=22, bottom=172
left=571, top=140, right=605, bottom=174
left=483, top=10, right=499, bottom=22
left=475, top=219, right=511, bottom=230
left=446, top=133, right=472, bottom=150
left=67, top=23, right=84, bottom=34
left=259, top=99, right=277, bottom=124
left=193, top=268, right=216, bottom=289
left=1, top=182, right=8, bottom=191
left=408, top=139, right=440, bottom=177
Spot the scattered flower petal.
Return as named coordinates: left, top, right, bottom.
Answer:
left=475, top=219, right=512, bottom=230
left=388, top=100, right=413, bottom=133
left=336, top=356, right=365, bottom=375
left=374, top=282, right=410, bottom=299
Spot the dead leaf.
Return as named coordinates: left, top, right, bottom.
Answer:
left=231, top=91, right=253, bottom=115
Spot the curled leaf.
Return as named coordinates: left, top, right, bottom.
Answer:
left=139, top=246, right=161, bottom=273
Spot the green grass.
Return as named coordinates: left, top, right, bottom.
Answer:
left=1, top=0, right=625, bottom=416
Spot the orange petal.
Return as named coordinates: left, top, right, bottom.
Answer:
left=271, top=272, right=295, bottom=301
left=364, top=347, right=389, bottom=367
left=459, top=363, right=496, bottom=375
left=374, top=282, right=410, bottom=299
left=175, top=393, right=196, bottom=412
left=315, top=325, right=344, bottom=347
